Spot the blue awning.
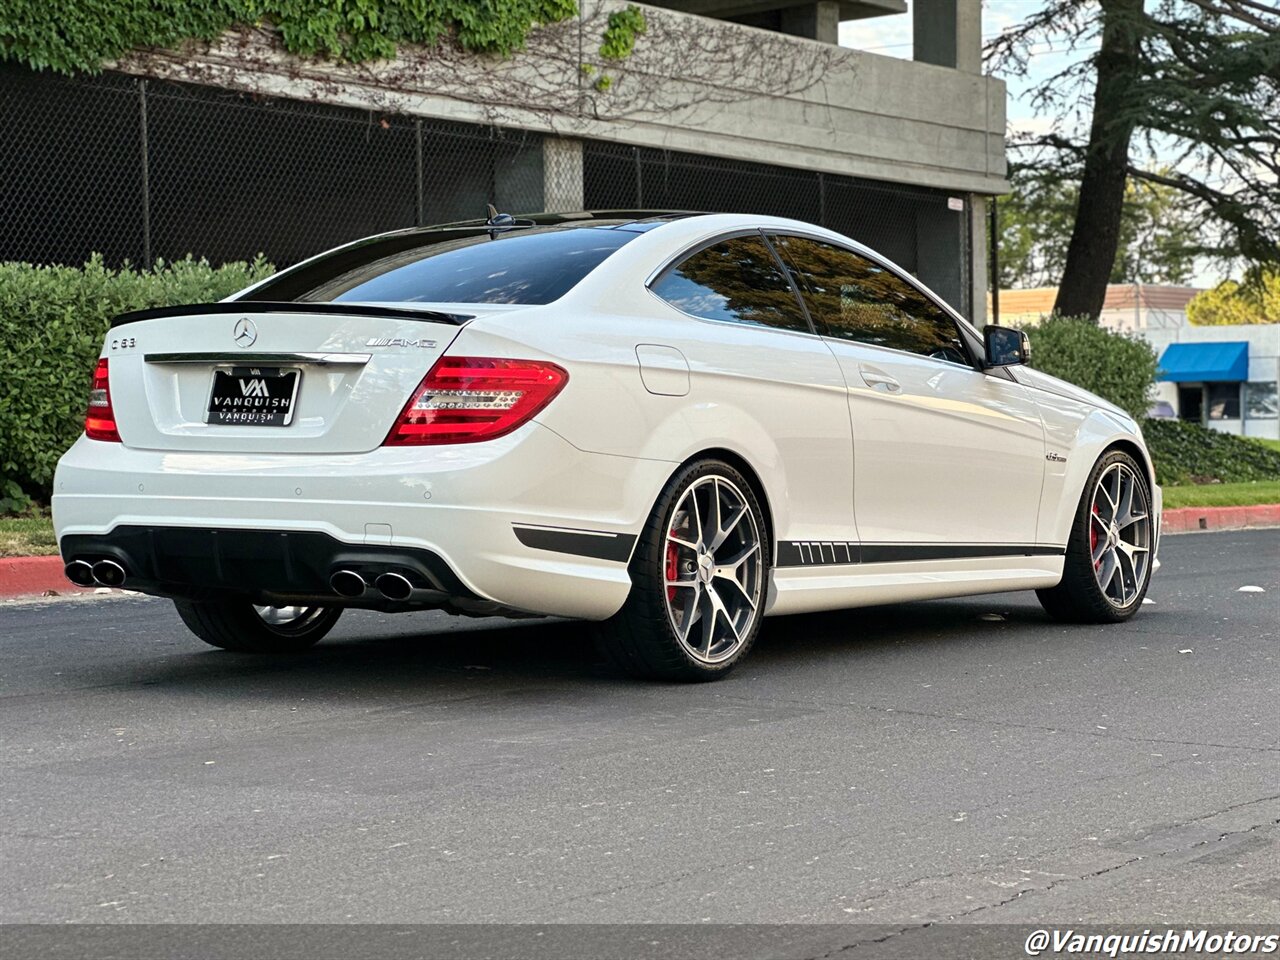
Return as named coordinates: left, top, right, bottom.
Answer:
left=1157, top=341, right=1249, bottom=383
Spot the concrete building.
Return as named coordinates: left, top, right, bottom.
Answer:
left=994, top=284, right=1280, bottom=440
left=1145, top=325, right=1279, bottom=441
left=2, top=0, right=1005, bottom=323
left=994, top=285, right=1199, bottom=334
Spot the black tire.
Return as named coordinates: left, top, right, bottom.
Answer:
left=174, top=598, right=341, bottom=653
left=1037, top=449, right=1154, bottom=624
left=596, top=458, right=770, bottom=682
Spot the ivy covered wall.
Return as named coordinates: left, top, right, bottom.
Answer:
left=1, top=0, right=582, bottom=74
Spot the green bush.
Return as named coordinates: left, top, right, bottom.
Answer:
left=1141, top=418, right=1280, bottom=486
left=1022, top=315, right=1158, bottom=420
left=0, top=255, right=273, bottom=507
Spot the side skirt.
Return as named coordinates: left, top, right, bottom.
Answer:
left=764, top=553, right=1065, bottom=617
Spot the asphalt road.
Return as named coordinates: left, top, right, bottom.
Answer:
left=2, top=529, right=1278, bottom=953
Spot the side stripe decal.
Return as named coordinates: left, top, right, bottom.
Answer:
left=777, top=542, right=1066, bottom=567
left=513, top=524, right=636, bottom=563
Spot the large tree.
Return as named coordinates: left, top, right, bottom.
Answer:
left=987, top=0, right=1280, bottom=319
left=999, top=165, right=1202, bottom=288
left=1187, top=265, right=1280, bottom=323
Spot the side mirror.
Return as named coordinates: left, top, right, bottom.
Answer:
left=984, top=325, right=1030, bottom=368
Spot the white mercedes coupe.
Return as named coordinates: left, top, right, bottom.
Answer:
left=54, top=211, right=1160, bottom=680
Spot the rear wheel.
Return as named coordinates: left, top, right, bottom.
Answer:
left=1037, top=450, right=1153, bottom=623
left=597, top=459, right=768, bottom=681
left=174, top=599, right=341, bottom=653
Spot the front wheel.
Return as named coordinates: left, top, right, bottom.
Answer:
left=174, top=599, right=341, bottom=653
left=1037, top=450, right=1154, bottom=623
left=597, top=459, right=769, bottom=681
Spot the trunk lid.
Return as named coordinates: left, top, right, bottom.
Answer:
left=104, top=303, right=490, bottom=453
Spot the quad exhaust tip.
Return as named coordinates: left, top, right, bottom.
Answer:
left=90, top=559, right=126, bottom=587
left=329, top=569, right=367, bottom=598
left=375, top=572, right=414, bottom=602
left=64, top=560, right=95, bottom=587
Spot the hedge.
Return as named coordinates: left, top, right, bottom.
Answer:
left=1141, top=419, right=1280, bottom=486
left=0, top=255, right=273, bottom=508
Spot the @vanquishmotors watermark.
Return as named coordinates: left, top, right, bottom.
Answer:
left=1025, top=928, right=1280, bottom=957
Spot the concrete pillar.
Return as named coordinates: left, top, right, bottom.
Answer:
left=913, top=0, right=982, bottom=74
left=969, top=194, right=988, bottom=326
left=780, top=2, right=842, bottom=44
left=543, top=137, right=585, bottom=213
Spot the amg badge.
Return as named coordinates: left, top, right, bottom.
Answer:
left=366, top=337, right=437, bottom=348
left=1046, top=452, right=1068, bottom=463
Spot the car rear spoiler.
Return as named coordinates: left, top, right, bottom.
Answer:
left=110, top=301, right=472, bottom=330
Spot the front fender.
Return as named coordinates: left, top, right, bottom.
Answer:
left=1039, top=402, right=1156, bottom=547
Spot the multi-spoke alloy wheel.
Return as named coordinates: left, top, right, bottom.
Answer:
left=1037, top=450, right=1154, bottom=624
left=254, top=605, right=333, bottom=634
left=597, top=459, right=770, bottom=681
left=174, top=598, right=341, bottom=653
left=1088, top=462, right=1151, bottom=608
left=663, top=476, right=764, bottom=664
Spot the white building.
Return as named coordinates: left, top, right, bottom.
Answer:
left=994, top=284, right=1280, bottom=440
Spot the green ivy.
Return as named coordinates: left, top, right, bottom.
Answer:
left=1141, top=419, right=1280, bottom=486
left=599, top=5, right=646, bottom=61
left=1, top=0, right=581, bottom=74
left=0, top=256, right=275, bottom=502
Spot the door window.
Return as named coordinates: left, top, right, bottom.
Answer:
left=650, top=235, right=811, bottom=334
left=772, top=234, right=969, bottom=366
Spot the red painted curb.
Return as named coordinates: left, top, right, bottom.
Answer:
left=1163, top=503, right=1280, bottom=535
left=0, top=555, right=96, bottom=600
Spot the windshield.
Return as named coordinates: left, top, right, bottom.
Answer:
left=283, top=225, right=642, bottom=306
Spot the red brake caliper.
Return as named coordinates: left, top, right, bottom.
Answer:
left=665, top=540, right=679, bottom=602
left=1090, top=503, right=1100, bottom=569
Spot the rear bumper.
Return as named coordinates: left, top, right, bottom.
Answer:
left=52, top=423, right=674, bottom=619
left=59, top=525, right=508, bottom=614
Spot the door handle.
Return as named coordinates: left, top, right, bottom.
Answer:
left=859, top=365, right=901, bottom=393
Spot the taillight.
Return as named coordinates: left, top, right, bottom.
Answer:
left=384, top=356, right=568, bottom=446
left=85, top=358, right=121, bottom=442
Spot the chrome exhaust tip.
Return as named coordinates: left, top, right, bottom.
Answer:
left=90, top=559, right=127, bottom=587
left=375, top=572, right=414, bottom=602
left=329, top=569, right=367, bottom=598
left=65, top=560, right=96, bottom=587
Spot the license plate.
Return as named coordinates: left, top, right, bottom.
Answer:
left=206, top=367, right=300, bottom=427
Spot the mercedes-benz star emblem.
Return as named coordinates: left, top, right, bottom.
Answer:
left=233, top=317, right=257, bottom=348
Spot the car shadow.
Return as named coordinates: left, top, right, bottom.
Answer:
left=105, top=591, right=1086, bottom=702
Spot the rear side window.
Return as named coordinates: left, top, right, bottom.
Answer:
left=772, top=234, right=970, bottom=366
left=650, top=235, right=811, bottom=334
left=298, top=227, right=639, bottom=305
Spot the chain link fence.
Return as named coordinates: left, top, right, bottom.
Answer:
left=2, top=62, right=971, bottom=314
left=1, top=63, right=547, bottom=269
